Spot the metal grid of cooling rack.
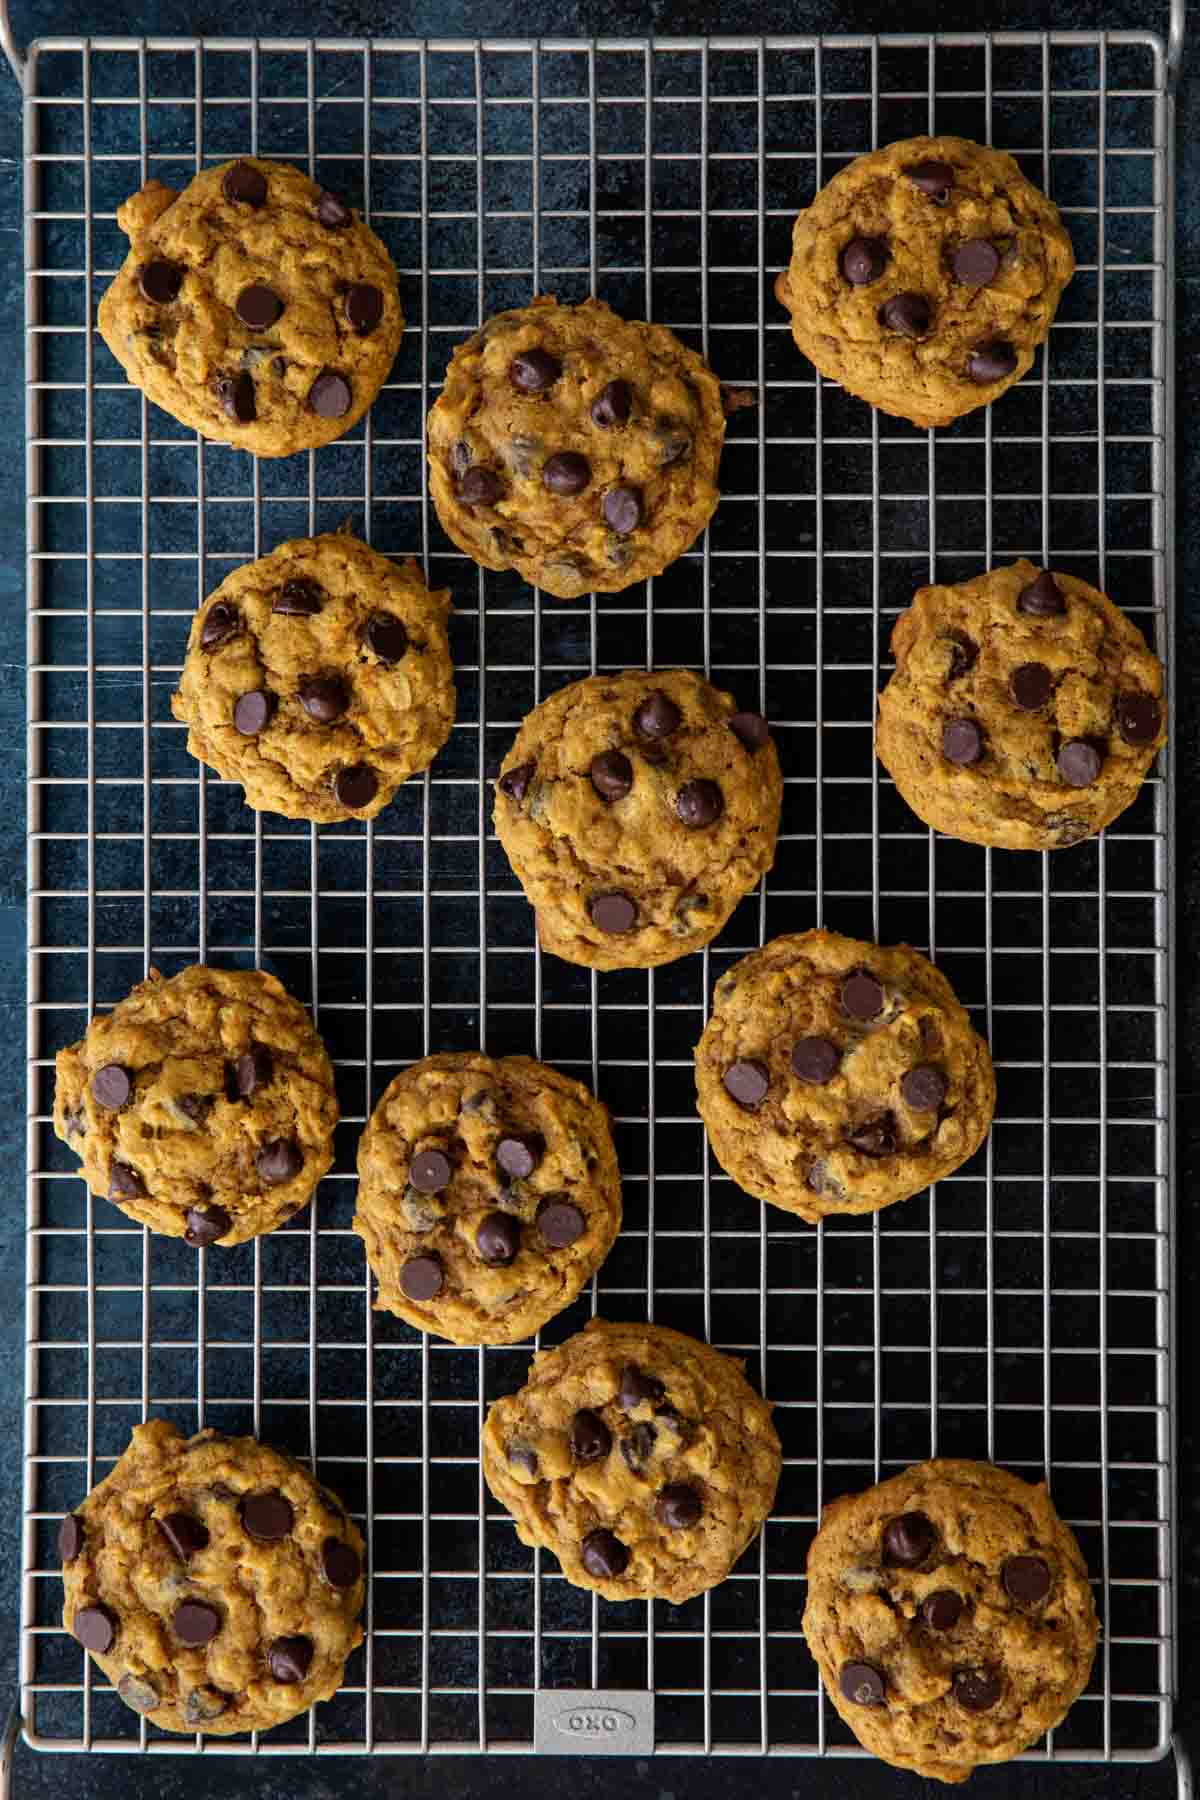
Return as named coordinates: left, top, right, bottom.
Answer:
left=6, top=17, right=1181, bottom=1774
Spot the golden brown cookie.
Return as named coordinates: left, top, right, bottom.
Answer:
left=695, top=929, right=995, bottom=1222
left=58, top=1419, right=365, bottom=1736
left=876, top=560, right=1166, bottom=850
left=53, top=964, right=338, bottom=1246
left=481, top=1319, right=781, bottom=1604
left=774, top=136, right=1074, bottom=428
left=171, top=532, right=455, bottom=823
left=354, top=1052, right=620, bottom=1345
left=803, top=1459, right=1099, bottom=1782
left=494, top=669, right=783, bottom=969
left=97, top=158, right=403, bottom=456
left=426, top=296, right=725, bottom=598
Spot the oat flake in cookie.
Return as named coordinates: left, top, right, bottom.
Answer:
left=96, top=158, right=403, bottom=457
left=354, top=1053, right=622, bottom=1345
left=493, top=669, right=783, bottom=970
left=59, top=1419, right=364, bottom=1735
left=803, top=1459, right=1098, bottom=1782
left=426, top=295, right=726, bottom=598
left=172, top=531, right=455, bottom=823
left=876, top=559, right=1166, bottom=850
left=695, top=929, right=995, bottom=1221
left=775, top=135, right=1074, bottom=428
left=481, top=1319, right=781, bottom=1603
left=52, top=964, right=337, bottom=1245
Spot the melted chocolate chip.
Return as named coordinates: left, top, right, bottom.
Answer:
left=108, top=1161, right=145, bottom=1200
left=921, top=1590, right=964, bottom=1631
left=344, top=283, right=383, bottom=334
left=201, top=602, right=240, bottom=648
left=459, top=467, right=505, bottom=505
left=591, top=379, right=632, bottom=427
left=234, top=690, right=274, bottom=736
left=900, top=1065, right=947, bottom=1111
left=158, top=1512, right=210, bottom=1561
left=174, top=1600, right=221, bottom=1646
left=268, top=1635, right=313, bottom=1684
left=117, top=1673, right=159, bottom=1714
left=317, top=190, right=351, bottom=228
left=496, top=1134, right=541, bottom=1180
left=507, top=1440, right=538, bottom=1476
left=322, top=1538, right=362, bottom=1589
left=968, top=341, right=1018, bottom=383
left=847, top=1113, right=898, bottom=1156
left=498, top=760, right=535, bottom=802
left=953, top=240, right=1001, bottom=286
left=231, top=1045, right=272, bottom=1098
left=953, top=1667, right=1003, bottom=1712
left=410, top=1149, right=452, bottom=1193
left=216, top=371, right=256, bottom=423
left=510, top=348, right=562, bottom=393
left=364, top=613, right=408, bottom=663
left=73, top=1604, right=117, bottom=1653
left=58, top=1515, right=84, bottom=1563
left=235, top=284, right=283, bottom=330
left=92, top=1064, right=131, bottom=1109
left=184, top=1686, right=229, bottom=1724
left=841, top=236, right=888, bottom=286
left=723, top=1059, right=769, bottom=1108
left=883, top=1511, right=935, bottom=1566
left=185, top=1204, right=231, bottom=1248
left=140, top=260, right=183, bottom=304
left=309, top=370, right=352, bottom=418
left=537, top=1199, right=585, bottom=1247
left=298, top=676, right=349, bottom=723
left=1018, top=570, right=1066, bottom=616
left=1057, top=739, right=1103, bottom=787
left=656, top=1483, right=702, bottom=1529
left=590, top=750, right=633, bottom=801
left=729, top=710, right=769, bottom=751
left=400, top=1255, right=443, bottom=1301
left=476, top=1210, right=520, bottom=1266
left=240, top=1490, right=294, bottom=1541
left=879, top=292, right=931, bottom=337
left=581, top=1529, right=629, bottom=1579
left=335, top=764, right=378, bottom=810
left=634, top=690, right=681, bottom=738
left=1003, top=1554, right=1051, bottom=1606
left=946, top=632, right=978, bottom=680
left=907, top=160, right=954, bottom=201
left=542, top=451, right=591, bottom=496
left=222, top=161, right=267, bottom=207
left=620, top=1421, right=656, bottom=1471
left=942, top=717, right=984, bottom=766
left=1116, top=692, right=1162, bottom=746
left=603, top=485, right=643, bottom=535
left=589, top=891, right=636, bottom=934
left=791, top=1038, right=840, bottom=1085
left=274, top=578, right=324, bottom=617
left=841, top=969, right=885, bottom=1020
left=675, top=779, right=723, bottom=828
left=840, top=1661, right=886, bottom=1706
left=255, top=1138, right=303, bottom=1185
left=1009, top=662, right=1054, bottom=712
left=619, top=1363, right=665, bottom=1409
left=570, top=1409, right=612, bottom=1462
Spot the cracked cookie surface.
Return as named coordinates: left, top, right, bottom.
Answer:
left=493, top=668, right=783, bottom=969
left=172, top=531, right=455, bottom=823
left=354, top=1052, right=622, bottom=1346
left=876, top=560, right=1166, bottom=850
left=53, top=964, right=338, bottom=1245
left=694, top=929, right=995, bottom=1222
left=97, top=158, right=403, bottom=457
left=59, top=1418, right=365, bottom=1736
left=427, top=296, right=725, bottom=598
left=803, top=1458, right=1098, bottom=1782
left=481, top=1318, right=781, bottom=1603
left=775, top=136, right=1074, bottom=428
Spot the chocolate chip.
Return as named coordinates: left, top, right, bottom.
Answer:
left=322, top=1537, right=361, bottom=1589
left=620, top=1422, right=656, bottom=1471
left=365, top=613, right=408, bottom=663
left=158, top=1512, right=210, bottom=1561
left=317, top=189, right=351, bottom=228
left=335, top=764, right=378, bottom=810
left=235, top=284, right=283, bottom=330
left=879, top=292, right=931, bottom=337
left=619, top=1363, right=665, bottom=1409
left=729, top=710, right=769, bottom=751
left=184, top=1686, right=229, bottom=1725
left=953, top=239, right=1001, bottom=286
left=240, top=1490, right=294, bottom=1541
left=73, top=1604, right=117, bottom=1653
left=255, top=1138, right=302, bottom=1185
left=117, top=1673, right=159, bottom=1714
left=174, top=1600, right=221, bottom=1647
left=841, top=969, right=884, bottom=1020
left=603, top=485, right=643, bottom=535
left=476, top=1210, right=520, bottom=1266
left=900, top=1064, right=947, bottom=1111
left=1003, top=1554, right=1051, bottom=1606
left=570, top=1409, right=612, bottom=1462
left=184, top=1204, right=231, bottom=1248
left=507, top=1440, right=538, bottom=1476
left=1018, top=570, right=1066, bottom=616
left=1116, top=692, right=1162, bottom=746
left=450, top=439, right=473, bottom=476
left=215, top=371, right=256, bottom=423
left=201, top=602, right=240, bottom=648
left=953, top=1667, right=1003, bottom=1712
left=496, top=1134, right=541, bottom=1180
left=907, top=159, right=953, bottom=201
left=883, top=1511, right=935, bottom=1566
left=234, top=690, right=274, bottom=736
left=1057, top=739, right=1103, bottom=787
left=657, top=419, right=694, bottom=464
left=274, top=578, right=324, bottom=617
left=92, top=1064, right=131, bottom=1109
left=267, top=1635, right=313, bottom=1684
left=841, top=236, right=888, bottom=286
left=591, top=379, right=632, bottom=426
left=510, top=348, right=562, bottom=393
left=581, top=1529, right=629, bottom=1579
left=942, top=717, right=984, bottom=766
left=542, top=451, right=591, bottom=496
left=108, top=1161, right=145, bottom=1200
left=655, top=1483, right=702, bottom=1529
left=309, top=370, right=352, bottom=418
left=410, top=1149, right=452, bottom=1193
left=537, top=1199, right=585, bottom=1247
left=400, top=1254, right=443, bottom=1301
left=230, top=1046, right=272, bottom=1100
left=946, top=632, right=978, bottom=680
left=499, top=760, right=535, bottom=803
left=676, top=779, right=723, bottom=828
left=791, top=1038, right=840, bottom=1085
left=839, top=1661, right=886, bottom=1706
left=968, top=341, right=1018, bottom=383
left=344, top=282, right=383, bottom=334
left=298, top=676, right=349, bottom=723
left=589, top=891, right=636, bottom=934
left=655, top=1406, right=694, bottom=1444
left=1009, top=662, right=1053, bottom=711
left=723, top=1059, right=769, bottom=1109
left=58, top=1515, right=84, bottom=1563
left=634, top=690, right=681, bottom=738
left=848, top=1113, right=897, bottom=1156
left=459, top=467, right=505, bottom=505
left=222, top=161, right=267, bottom=206
left=921, top=1590, right=964, bottom=1631
left=590, top=750, right=634, bottom=801
left=139, top=260, right=183, bottom=304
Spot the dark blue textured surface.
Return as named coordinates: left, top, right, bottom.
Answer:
left=0, top=0, right=1195, bottom=1795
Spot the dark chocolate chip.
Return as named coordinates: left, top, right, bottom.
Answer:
left=907, top=160, right=954, bottom=201
left=117, top=1673, right=159, bottom=1714
left=139, top=260, right=183, bottom=304
left=953, top=1667, right=1003, bottom=1712
left=273, top=577, right=324, bottom=617
left=410, top=1149, right=452, bottom=1193
left=542, top=451, right=591, bottom=496
left=108, top=1161, right=145, bottom=1200
left=654, top=418, right=693, bottom=464
left=591, top=379, right=632, bottom=427
left=723, top=1059, right=769, bottom=1109
left=309, top=370, right=352, bottom=418
left=459, top=467, right=505, bottom=505
left=968, top=341, right=1018, bottom=383
left=619, top=1363, right=665, bottom=1409
left=655, top=1483, right=702, bottom=1529
left=1116, top=692, right=1162, bottom=746
left=298, top=676, right=349, bottom=723
left=58, top=1515, right=84, bottom=1563
left=222, top=161, right=267, bottom=207
left=234, top=690, right=274, bottom=736
left=510, top=348, right=562, bottom=393
left=73, top=1604, right=117, bottom=1653
left=317, top=189, right=351, bottom=228
left=476, top=1210, right=520, bottom=1266
left=1009, top=662, right=1053, bottom=711
left=675, top=779, right=723, bottom=829
left=400, top=1254, right=443, bottom=1301
left=603, top=485, right=643, bottom=536
left=634, top=690, right=681, bottom=738
left=184, top=1686, right=229, bottom=1724
left=847, top=1113, right=897, bottom=1157
left=216, top=371, right=256, bottom=424
left=334, top=764, right=378, bottom=810
left=158, top=1512, right=210, bottom=1561
left=620, top=1422, right=656, bottom=1471
left=450, top=438, right=473, bottom=476
left=655, top=1406, right=694, bottom=1443
left=942, top=716, right=984, bottom=766
left=537, top=1199, right=585, bottom=1247
left=499, top=760, right=535, bottom=802
left=570, top=1409, right=612, bottom=1462
left=1003, top=1554, right=1051, bottom=1606
left=506, top=1440, right=538, bottom=1476
left=729, top=711, right=769, bottom=751
left=1057, top=739, right=1103, bottom=787
left=946, top=632, right=978, bottom=680
left=953, top=239, right=1001, bottom=286
left=364, top=613, right=408, bottom=664
left=321, top=1537, right=361, bottom=1589
left=590, top=750, right=634, bottom=802
left=255, top=1138, right=303, bottom=1185
left=921, top=1590, right=964, bottom=1631
left=240, top=1489, right=294, bottom=1541
left=841, top=969, right=885, bottom=1020
left=496, top=1134, right=541, bottom=1180
left=883, top=1511, right=935, bottom=1566
left=879, top=292, right=931, bottom=337
left=839, top=1661, right=886, bottom=1706
left=231, top=1045, right=272, bottom=1098
left=900, top=1065, right=947, bottom=1111
left=267, top=1635, right=313, bottom=1684
left=184, top=1204, right=231, bottom=1248
left=841, top=236, right=888, bottom=286
left=92, top=1063, right=131, bottom=1109
left=174, top=1600, right=221, bottom=1647
left=201, top=602, right=240, bottom=648
left=1018, top=570, right=1066, bottom=616
left=791, top=1038, right=840, bottom=1085
left=345, top=282, right=383, bottom=334
left=589, top=891, right=636, bottom=934
left=235, top=284, right=283, bottom=330
left=581, top=1529, right=629, bottom=1579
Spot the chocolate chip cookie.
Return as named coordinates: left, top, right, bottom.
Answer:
left=426, top=296, right=725, bottom=598
left=53, top=964, right=338, bottom=1245
left=494, top=669, right=783, bottom=969
left=803, top=1458, right=1098, bottom=1782
left=876, top=560, right=1167, bottom=850
left=172, top=531, right=455, bottom=823
left=775, top=136, right=1074, bottom=428
left=97, top=158, right=403, bottom=457
left=59, top=1418, right=365, bottom=1736
left=694, top=929, right=995, bottom=1221
left=481, top=1318, right=781, bottom=1604
left=354, top=1052, right=621, bottom=1345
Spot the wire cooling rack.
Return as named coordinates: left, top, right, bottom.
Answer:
left=3, top=11, right=1184, bottom=1779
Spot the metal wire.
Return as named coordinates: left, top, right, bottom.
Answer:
left=12, top=27, right=1177, bottom=1766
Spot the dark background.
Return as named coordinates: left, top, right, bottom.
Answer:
left=0, top=0, right=1194, bottom=1796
